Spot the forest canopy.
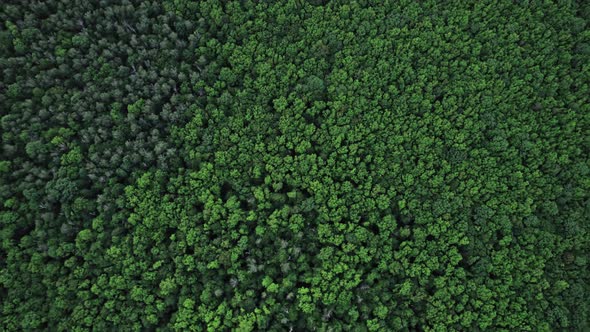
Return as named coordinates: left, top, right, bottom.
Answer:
left=1, top=0, right=589, bottom=331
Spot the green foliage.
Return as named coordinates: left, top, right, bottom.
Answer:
left=1, top=0, right=589, bottom=331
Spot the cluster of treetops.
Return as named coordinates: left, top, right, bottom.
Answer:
left=0, top=0, right=588, bottom=330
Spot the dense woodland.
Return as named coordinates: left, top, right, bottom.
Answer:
left=1, top=0, right=589, bottom=331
